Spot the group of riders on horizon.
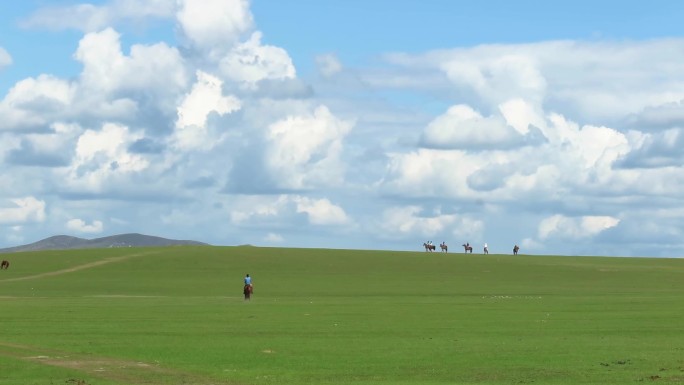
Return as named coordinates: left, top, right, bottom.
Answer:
left=424, top=241, right=520, bottom=255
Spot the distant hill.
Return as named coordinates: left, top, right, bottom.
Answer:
left=0, top=233, right=209, bottom=253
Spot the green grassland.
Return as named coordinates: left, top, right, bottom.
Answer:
left=1, top=246, right=683, bottom=384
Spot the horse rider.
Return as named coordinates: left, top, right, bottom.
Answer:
left=244, top=273, right=253, bottom=290
left=484, top=243, right=489, bottom=254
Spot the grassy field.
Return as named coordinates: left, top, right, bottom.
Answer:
left=1, top=246, right=683, bottom=384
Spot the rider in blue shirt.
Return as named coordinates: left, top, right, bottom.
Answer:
left=244, top=274, right=252, bottom=286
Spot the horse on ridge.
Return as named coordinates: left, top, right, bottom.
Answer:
left=0, top=260, right=9, bottom=270
left=513, top=245, right=520, bottom=255
left=423, top=243, right=436, bottom=252
left=440, top=243, right=448, bottom=253
left=462, top=244, right=473, bottom=253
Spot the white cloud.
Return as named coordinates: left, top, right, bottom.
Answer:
left=538, top=214, right=620, bottom=240
left=60, top=123, right=149, bottom=192
left=441, top=52, right=547, bottom=106
left=218, top=31, right=296, bottom=84
left=0, top=197, right=46, bottom=224
left=420, top=104, right=542, bottom=149
left=229, top=196, right=291, bottom=225
left=176, top=0, right=253, bottom=53
left=293, top=197, right=349, bottom=225
left=265, top=105, right=353, bottom=190
left=499, top=98, right=545, bottom=134
left=0, top=75, right=76, bottom=131
left=75, top=28, right=187, bottom=96
left=174, top=71, right=241, bottom=150
left=67, top=218, right=104, bottom=233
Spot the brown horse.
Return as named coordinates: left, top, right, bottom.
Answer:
left=243, top=284, right=253, bottom=300
left=440, top=243, right=448, bottom=253
left=513, top=245, right=520, bottom=255
left=462, top=244, right=473, bottom=253
left=0, top=260, right=8, bottom=270
left=423, top=243, right=436, bottom=252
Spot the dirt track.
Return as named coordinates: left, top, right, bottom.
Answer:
left=0, top=251, right=158, bottom=283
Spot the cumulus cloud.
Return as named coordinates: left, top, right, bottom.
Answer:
left=0, top=74, right=76, bottom=131
left=0, top=197, right=46, bottom=224
left=293, top=196, right=349, bottom=225
left=420, top=104, right=547, bottom=150
left=59, top=123, right=149, bottom=193
left=173, top=70, right=241, bottom=150
left=218, top=31, right=296, bottom=84
left=67, top=218, right=104, bottom=233
left=75, top=28, right=187, bottom=97
left=266, top=106, right=351, bottom=185
left=176, top=0, right=253, bottom=53
left=538, top=214, right=620, bottom=240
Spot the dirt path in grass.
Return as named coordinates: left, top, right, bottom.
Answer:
left=0, top=251, right=159, bottom=283
left=0, top=341, right=241, bottom=385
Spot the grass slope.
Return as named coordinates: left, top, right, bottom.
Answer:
left=1, top=246, right=683, bottom=384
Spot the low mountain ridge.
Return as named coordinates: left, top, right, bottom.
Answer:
left=0, top=233, right=209, bottom=253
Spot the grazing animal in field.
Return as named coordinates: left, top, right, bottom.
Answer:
left=440, top=243, right=448, bottom=253
left=0, top=260, right=8, bottom=270
left=513, top=245, right=520, bottom=255
left=462, top=244, right=473, bottom=253
left=423, top=243, right=436, bottom=252
left=244, top=284, right=253, bottom=300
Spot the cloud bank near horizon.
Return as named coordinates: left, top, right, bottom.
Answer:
left=1, top=0, right=684, bottom=257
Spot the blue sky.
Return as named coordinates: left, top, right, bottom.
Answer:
left=1, top=1, right=684, bottom=257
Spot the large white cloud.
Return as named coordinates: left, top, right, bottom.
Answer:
left=0, top=75, right=76, bottom=131
left=264, top=106, right=353, bottom=190
left=173, top=71, right=241, bottom=151
left=420, top=103, right=546, bottom=149
left=75, top=28, right=187, bottom=96
left=59, top=123, right=149, bottom=193
left=176, top=0, right=253, bottom=53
